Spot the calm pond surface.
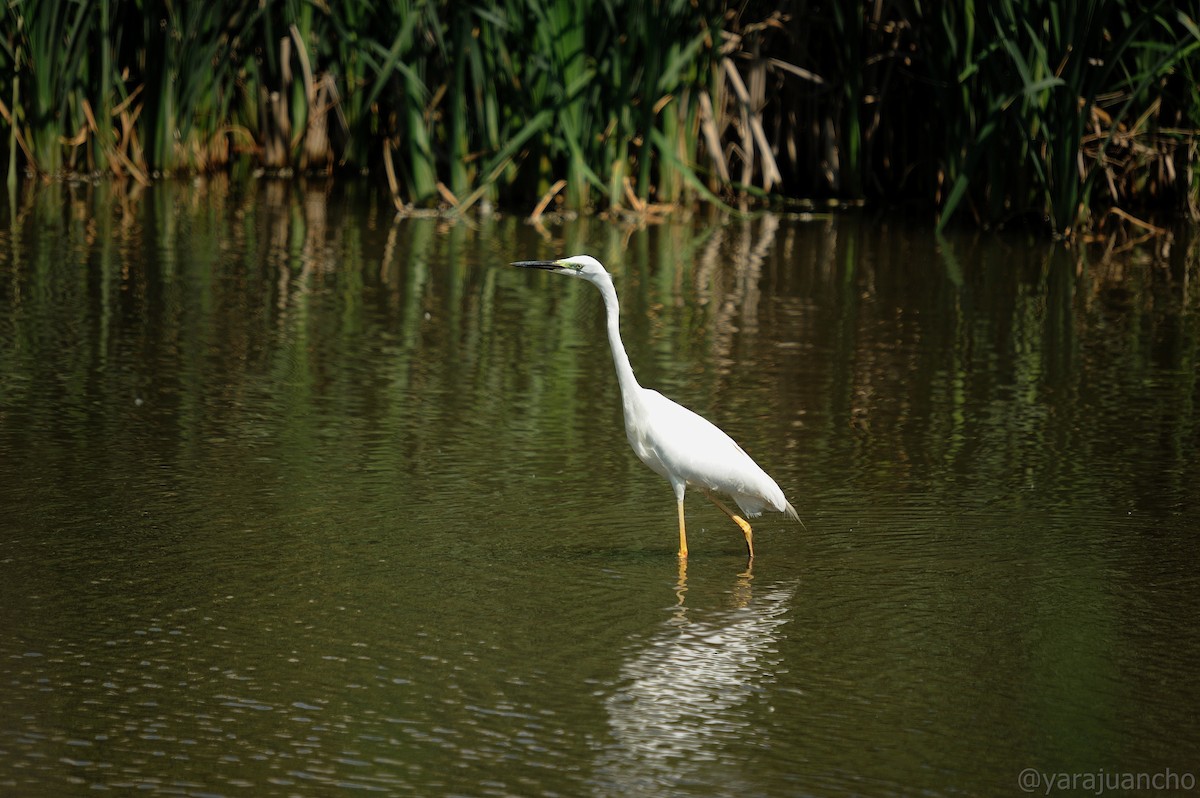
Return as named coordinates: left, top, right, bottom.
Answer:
left=1, top=180, right=1198, bottom=797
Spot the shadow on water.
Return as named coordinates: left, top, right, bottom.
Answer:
left=1, top=179, right=1199, bottom=796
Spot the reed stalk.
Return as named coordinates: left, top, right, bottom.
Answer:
left=0, top=0, right=1194, bottom=237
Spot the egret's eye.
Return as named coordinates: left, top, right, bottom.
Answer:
left=508, top=251, right=799, bottom=559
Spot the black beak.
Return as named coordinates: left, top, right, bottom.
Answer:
left=511, top=260, right=559, bottom=271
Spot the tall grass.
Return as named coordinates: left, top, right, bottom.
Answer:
left=1, top=1, right=1196, bottom=235
left=924, top=0, right=1200, bottom=234
left=747, top=0, right=1199, bottom=235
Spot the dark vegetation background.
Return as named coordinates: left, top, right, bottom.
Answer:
left=2, top=0, right=1198, bottom=236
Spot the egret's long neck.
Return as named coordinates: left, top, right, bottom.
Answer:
left=594, top=274, right=641, bottom=399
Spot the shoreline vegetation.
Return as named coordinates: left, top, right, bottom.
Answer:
left=2, top=1, right=1198, bottom=238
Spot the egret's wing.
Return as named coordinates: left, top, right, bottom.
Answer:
left=635, top=390, right=788, bottom=515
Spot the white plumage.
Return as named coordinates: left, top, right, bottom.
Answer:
left=512, top=254, right=801, bottom=558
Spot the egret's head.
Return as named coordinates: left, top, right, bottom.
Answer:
left=511, top=254, right=609, bottom=281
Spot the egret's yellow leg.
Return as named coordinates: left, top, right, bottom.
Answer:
left=705, top=492, right=754, bottom=559
left=677, top=498, right=688, bottom=558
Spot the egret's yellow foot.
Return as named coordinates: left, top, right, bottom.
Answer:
left=677, top=499, right=688, bottom=558
left=705, top=492, right=755, bottom=559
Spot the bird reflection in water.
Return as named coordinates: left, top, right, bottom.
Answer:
left=673, top=559, right=754, bottom=617
left=596, top=561, right=796, bottom=794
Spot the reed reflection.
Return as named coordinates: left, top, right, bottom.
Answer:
left=597, top=563, right=796, bottom=794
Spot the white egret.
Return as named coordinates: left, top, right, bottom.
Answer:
left=512, top=254, right=800, bottom=559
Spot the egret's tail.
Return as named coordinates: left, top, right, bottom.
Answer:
left=783, top=500, right=808, bottom=532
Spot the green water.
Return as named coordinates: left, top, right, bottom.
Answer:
left=1, top=180, right=1198, bottom=797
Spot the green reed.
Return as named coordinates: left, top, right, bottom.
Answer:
left=1, top=0, right=724, bottom=212
left=0, top=0, right=1195, bottom=235
left=925, top=0, right=1200, bottom=234
left=749, top=0, right=1198, bottom=235
left=1, top=0, right=93, bottom=176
